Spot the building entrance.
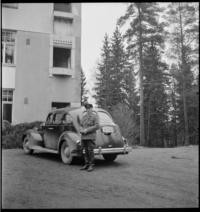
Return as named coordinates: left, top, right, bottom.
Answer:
left=3, top=103, right=12, bottom=122
left=2, top=89, right=13, bottom=123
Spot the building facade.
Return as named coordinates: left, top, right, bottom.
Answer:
left=2, top=3, right=82, bottom=124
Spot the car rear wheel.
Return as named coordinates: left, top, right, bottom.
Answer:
left=60, top=140, right=74, bottom=164
left=23, top=136, right=33, bottom=154
left=103, top=154, right=117, bottom=162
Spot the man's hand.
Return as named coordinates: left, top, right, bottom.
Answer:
left=80, top=129, right=87, bottom=134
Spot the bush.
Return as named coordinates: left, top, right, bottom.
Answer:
left=2, top=120, right=11, bottom=135
left=2, top=121, right=42, bottom=149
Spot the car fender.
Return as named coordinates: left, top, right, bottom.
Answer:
left=58, top=131, right=81, bottom=153
left=23, top=129, right=43, bottom=147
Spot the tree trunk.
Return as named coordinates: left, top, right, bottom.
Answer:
left=147, top=97, right=151, bottom=147
left=197, top=78, right=199, bottom=144
left=138, top=4, right=145, bottom=146
left=172, top=79, right=177, bottom=146
left=179, top=3, right=190, bottom=146
left=182, top=76, right=190, bottom=145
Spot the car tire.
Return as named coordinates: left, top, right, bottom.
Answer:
left=23, top=136, right=34, bottom=154
left=60, top=140, right=74, bottom=165
left=103, top=154, right=117, bottom=162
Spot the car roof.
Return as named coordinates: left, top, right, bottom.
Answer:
left=49, top=107, right=79, bottom=115
left=48, top=106, right=111, bottom=116
left=47, top=106, right=114, bottom=128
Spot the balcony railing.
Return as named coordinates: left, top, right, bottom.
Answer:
left=53, top=11, right=73, bottom=20
left=51, top=67, right=73, bottom=76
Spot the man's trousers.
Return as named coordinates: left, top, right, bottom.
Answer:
left=81, top=139, right=95, bottom=166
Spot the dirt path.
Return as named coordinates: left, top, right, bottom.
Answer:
left=2, top=146, right=199, bottom=208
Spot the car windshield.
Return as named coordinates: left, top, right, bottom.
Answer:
left=98, top=112, right=114, bottom=125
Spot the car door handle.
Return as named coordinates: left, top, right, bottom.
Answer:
left=48, top=127, right=54, bottom=130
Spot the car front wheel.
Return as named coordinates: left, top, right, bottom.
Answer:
left=60, top=140, right=74, bottom=164
left=23, top=136, right=33, bottom=154
left=103, top=154, right=117, bottom=162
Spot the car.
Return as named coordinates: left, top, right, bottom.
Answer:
left=22, top=106, right=132, bottom=164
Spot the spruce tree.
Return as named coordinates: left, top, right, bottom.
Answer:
left=94, top=28, right=134, bottom=111
left=93, top=34, right=112, bottom=110
left=80, top=68, right=88, bottom=105
left=109, top=26, right=127, bottom=107
left=143, top=42, right=170, bottom=147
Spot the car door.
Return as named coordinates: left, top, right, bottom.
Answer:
left=43, top=112, right=64, bottom=150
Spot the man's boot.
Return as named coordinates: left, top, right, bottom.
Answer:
left=80, top=164, right=89, bottom=170
left=87, top=165, right=94, bottom=172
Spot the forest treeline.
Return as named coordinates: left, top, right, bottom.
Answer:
left=82, top=3, right=199, bottom=147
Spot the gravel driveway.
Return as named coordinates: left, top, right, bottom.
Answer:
left=2, top=146, right=199, bottom=208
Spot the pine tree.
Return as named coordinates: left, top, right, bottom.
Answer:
left=118, top=3, right=166, bottom=146
left=168, top=64, right=179, bottom=147
left=165, top=2, right=199, bottom=145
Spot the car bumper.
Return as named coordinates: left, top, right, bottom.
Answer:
left=93, top=145, right=132, bottom=155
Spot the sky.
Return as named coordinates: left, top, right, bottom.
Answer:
left=81, top=3, right=128, bottom=104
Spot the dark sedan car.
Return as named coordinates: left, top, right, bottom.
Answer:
left=22, top=106, right=132, bottom=164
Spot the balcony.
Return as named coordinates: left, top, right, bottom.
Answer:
left=52, top=34, right=73, bottom=48
left=51, top=67, right=73, bottom=76
left=49, top=35, right=74, bottom=77
left=53, top=10, right=73, bottom=20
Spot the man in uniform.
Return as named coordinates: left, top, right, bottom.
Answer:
left=80, top=103, right=99, bottom=172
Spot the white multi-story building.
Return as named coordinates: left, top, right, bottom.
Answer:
left=2, top=3, right=82, bottom=124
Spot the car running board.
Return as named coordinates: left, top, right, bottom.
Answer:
left=30, top=145, right=58, bottom=154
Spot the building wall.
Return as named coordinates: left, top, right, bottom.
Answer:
left=2, top=3, right=82, bottom=124
left=2, top=67, right=16, bottom=89
left=12, top=31, right=50, bottom=123
left=2, top=3, right=53, bottom=33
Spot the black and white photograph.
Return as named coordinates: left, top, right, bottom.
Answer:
left=1, top=2, right=199, bottom=209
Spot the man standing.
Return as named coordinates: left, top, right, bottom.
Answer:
left=80, top=103, right=99, bottom=172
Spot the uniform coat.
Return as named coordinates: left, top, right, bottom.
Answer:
left=80, top=111, right=100, bottom=141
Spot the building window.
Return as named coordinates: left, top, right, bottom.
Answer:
left=54, top=3, right=72, bottom=13
left=53, top=47, right=71, bottom=68
left=2, top=3, right=18, bottom=9
left=2, top=30, right=16, bottom=65
left=2, top=89, right=13, bottom=102
left=54, top=17, right=73, bottom=36
left=26, top=38, right=30, bottom=45
left=51, top=102, right=70, bottom=109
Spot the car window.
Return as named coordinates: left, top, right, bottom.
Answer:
left=98, top=112, right=114, bottom=125
left=62, top=113, right=73, bottom=124
left=46, top=113, right=53, bottom=125
left=62, top=113, right=77, bottom=132
left=53, top=113, right=64, bottom=124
